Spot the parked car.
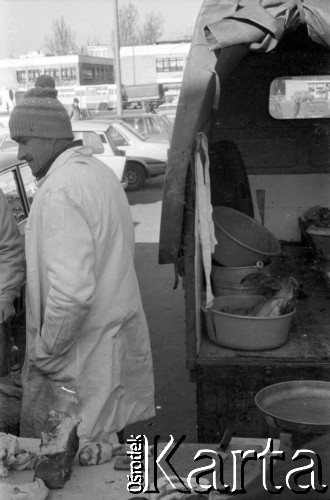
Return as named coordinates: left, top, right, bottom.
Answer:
left=94, top=112, right=173, bottom=142
left=156, top=100, right=178, bottom=124
left=0, top=124, right=129, bottom=188
left=74, top=119, right=168, bottom=190
left=0, top=152, right=36, bottom=233
left=106, top=120, right=169, bottom=190
left=71, top=121, right=128, bottom=188
left=0, top=114, right=10, bottom=128
left=0, top=152, right=36, bottom=316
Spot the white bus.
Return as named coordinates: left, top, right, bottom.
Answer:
left=14, top=83, right=127, bottom=112
left=57, top=84, right=127, bottom=111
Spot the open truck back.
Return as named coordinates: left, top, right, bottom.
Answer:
left=159, top=0, right=330, bottom=442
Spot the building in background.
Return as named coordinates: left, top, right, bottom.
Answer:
left=120, top=42, right=190, bottom=100
left=0, top=53, right=114, bottom=92
left=0, top=41, right=190, bottom=111
left=82, top=41, right=190, bottom=100
left=81, top=45, right=114, bottom=59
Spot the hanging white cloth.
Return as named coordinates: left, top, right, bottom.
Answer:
left=195, top=132, right=217, bottom=309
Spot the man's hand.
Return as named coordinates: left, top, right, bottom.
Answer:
left=31, top=334, right=73, bottom=378
left=0, top=302, right=16, bottom=324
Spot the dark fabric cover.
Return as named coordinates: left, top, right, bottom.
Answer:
left=205, top=0, right=330, bottom=53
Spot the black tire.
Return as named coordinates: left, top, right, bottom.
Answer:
left=125, top=162, right=146, bottom=191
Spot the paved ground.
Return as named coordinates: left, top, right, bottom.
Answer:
left=126, top=176, right=198, bottom=442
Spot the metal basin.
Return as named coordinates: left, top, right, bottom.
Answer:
left=255, top=380, right=330, bottom=435
left=212, top=206, right=281, bottom=267
left=208, top=295, right=294, bottom=351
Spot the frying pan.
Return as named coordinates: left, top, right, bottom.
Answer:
left=255, top=380, right=330, bottom=434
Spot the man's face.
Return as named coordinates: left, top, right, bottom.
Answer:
left=16, top=137, right=56, bottom=176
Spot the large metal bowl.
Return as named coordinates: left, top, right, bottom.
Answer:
left=212, top=206, right=281, bottom=267
left=207, top=295, right=294, bottom=351
left=255, top=380, right=330, bottom=434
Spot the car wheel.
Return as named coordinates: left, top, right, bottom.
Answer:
left=126, top=162, right=146, bottom=191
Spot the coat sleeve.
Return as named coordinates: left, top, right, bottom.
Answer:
left=0, top=190, right=25, bottom=304
left=32, top=187, right=96, bottom=373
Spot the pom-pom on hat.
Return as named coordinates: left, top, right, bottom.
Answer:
left=9, top=75, right=74, bottom=141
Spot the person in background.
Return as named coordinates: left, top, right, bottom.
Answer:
left=145, top=101, right=155, bottom=114
left=292, top=95, right=301, bottom=118
left=68, top=97, right=81, bottom=121
left=9, top=75, right=155, bottom=446
left=0, top=189, right=25, bottom=324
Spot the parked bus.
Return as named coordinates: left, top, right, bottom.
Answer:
left=14, top=84, right=128, bottom=112
left=57, top=84, right=127, bottom=111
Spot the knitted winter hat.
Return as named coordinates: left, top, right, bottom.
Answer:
left=9, top=75, right=74, bottom=141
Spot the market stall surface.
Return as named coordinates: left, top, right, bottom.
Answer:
left=6, top=436, right=274, bottom=499
left=8, top=438, right=131, bottom=500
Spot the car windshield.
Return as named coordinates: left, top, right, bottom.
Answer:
left=116, top=121, right=147, bottom=142
left=159, top=115, right=173, bottom=133
left=163, top=113, right=175, bottom=125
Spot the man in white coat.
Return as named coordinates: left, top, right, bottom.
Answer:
left=9, top=75, right=155, bottom=445
left=0, top=190, right=24, bottom=323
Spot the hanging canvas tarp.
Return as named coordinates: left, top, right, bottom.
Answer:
left=204, top=0, right=330, bottom=52
left=159, top=0, right=330, bottom=266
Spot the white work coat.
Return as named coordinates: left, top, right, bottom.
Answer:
left=21, top=146, right=155, bottom=443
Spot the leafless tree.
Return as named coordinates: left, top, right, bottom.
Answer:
left=119, top=2, right=141, bottom=46
left=119, top=2, right=164, bottom=46
left=44, top=16, right=77, bottom=55
left=140, top=12, right=164, bottom=45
